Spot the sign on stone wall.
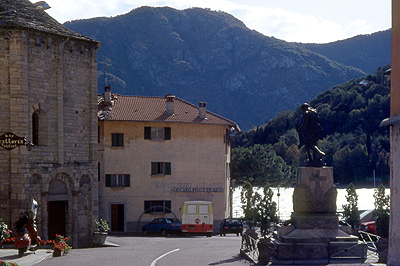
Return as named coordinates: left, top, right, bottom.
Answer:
left=0, top=132, right=26, bottom=150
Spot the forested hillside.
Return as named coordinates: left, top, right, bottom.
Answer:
left=232, top=65, right=391, bottom=185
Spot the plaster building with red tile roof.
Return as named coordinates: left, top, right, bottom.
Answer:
left=98, top=91, right=240, bottom=232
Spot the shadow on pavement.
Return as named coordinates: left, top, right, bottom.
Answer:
left=209, top=255, right=252, bottom=265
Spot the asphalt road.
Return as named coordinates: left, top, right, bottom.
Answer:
left=34, top=234, right=254, bottom=266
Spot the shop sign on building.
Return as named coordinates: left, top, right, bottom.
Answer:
left=0, top=132, right=26, bottom=150
left=173, top=187, right=224, bottom=193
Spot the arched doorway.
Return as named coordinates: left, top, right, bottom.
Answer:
left=47, top=179, right=68, bottom=240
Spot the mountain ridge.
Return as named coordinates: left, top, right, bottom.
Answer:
left=298, top=29, right=391, bottom=74
left=64, top=6, right=385, bottom=130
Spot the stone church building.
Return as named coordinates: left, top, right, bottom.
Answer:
left=0, top=0, right=100, bottom=247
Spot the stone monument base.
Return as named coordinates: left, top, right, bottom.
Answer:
left=292, top=213, right=339, bottom=230
left=279, top=228, right=359, bottom=244
left=273, top=225, right=366, bottom=262
left=273, top=238, right=366, bottom=263
left=272, top=167, right=367, bottom=263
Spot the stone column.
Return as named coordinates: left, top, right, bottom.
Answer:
left=9, top=30, right=30, bottom=225
left=56, top=41, right=64, bottom=164
left=389, top=126, right=400, bottom=265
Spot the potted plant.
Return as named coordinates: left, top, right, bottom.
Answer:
left=0, top=218, right=12, bottom=248
left=256, top=185, right=278, bottom=264
left=53, top=235, right=71, bottom=257
left=0, top=260, right=19, bottom=265
left=94, top=219, right=110, bottom=246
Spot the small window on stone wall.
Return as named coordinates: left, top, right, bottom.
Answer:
left=32, top=109, right=48, bottom=146
left=32, top=112, right=39, bottom=145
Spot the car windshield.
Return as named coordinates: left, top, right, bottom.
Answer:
left=166, top=218, right=180, bottom=223
left=225, top=219, right=241, bottom=225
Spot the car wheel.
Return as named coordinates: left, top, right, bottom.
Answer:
left=161, top=229, right=166, bottom=237
left=143, top=229, right=148, bottom=236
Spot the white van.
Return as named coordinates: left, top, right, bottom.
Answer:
left=181, top=201, right=213, bottom=237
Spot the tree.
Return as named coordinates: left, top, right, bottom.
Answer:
left=333, top=146, right=352, bottom=182
left=240, top=182, right=279, bottom=237
left=284, top=144, right=301, bottom=167
left=231, top=66, right=391, bottom=183
left=374, top=183, right=390, bottom=238
left=333, top=144, right=368, bottom=183
left=240, top=182, right=260, bottom=228
left=342, top=183, right=360, bottom=228
left=231, top=144, right=294, bottom=187
left=256, top=184, right=278, bottom=237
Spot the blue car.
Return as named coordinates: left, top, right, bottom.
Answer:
left=142, top=218, right=182, bottom=236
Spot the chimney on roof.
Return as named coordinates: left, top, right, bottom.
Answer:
left=33, top=1, right=51, bottom=11
left=199, top=102, right=207, bottom=119
left=165, top=94, right=175, bottom=115
left=104, top=85, right=111, bottom=104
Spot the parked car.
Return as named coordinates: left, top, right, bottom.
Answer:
left=219, top=218, right=243, bottom=236
left=360, top=220, right=376, bottom=235
left=360, top=210, right=375, bottom=223
left=142, top=218, right=182, bottom=236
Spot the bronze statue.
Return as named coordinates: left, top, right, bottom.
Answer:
left=299, top=103, right=325, bottom=167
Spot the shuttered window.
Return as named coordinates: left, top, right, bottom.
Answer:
left=151, top=162, right=171, bottom=176
left=105, top=174, right=130, bottom=188
left=144, top=127, right=171, bottom=140
left=111, top=133, right=124, bottom=147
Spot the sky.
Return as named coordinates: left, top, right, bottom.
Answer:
left=42, top=0, right=391, bottom=44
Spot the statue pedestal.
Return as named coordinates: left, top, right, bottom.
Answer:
left=293, top=167, right=337, bottom=215
left=273, top=167, right=366, bottom=263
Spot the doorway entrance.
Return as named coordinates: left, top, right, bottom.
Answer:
left=48, top=201, right=67, bottom=240
left=111, top=204, right=124, bottom=231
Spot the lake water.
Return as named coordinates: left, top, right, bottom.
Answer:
left=232, top=187, right=390, bottom=221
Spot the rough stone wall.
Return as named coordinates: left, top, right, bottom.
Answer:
left=0, top=31, right=11, bottom=225
left=0, top=28, right=99, bottom=248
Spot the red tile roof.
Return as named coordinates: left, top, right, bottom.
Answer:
left=98, top=94, right=240, bottom=131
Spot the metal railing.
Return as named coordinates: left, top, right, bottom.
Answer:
left=240, top=231, right=259, bottom=262
left=358, top=230, right=381, bottom=260
left=358, top=230, right=380, bottom=250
